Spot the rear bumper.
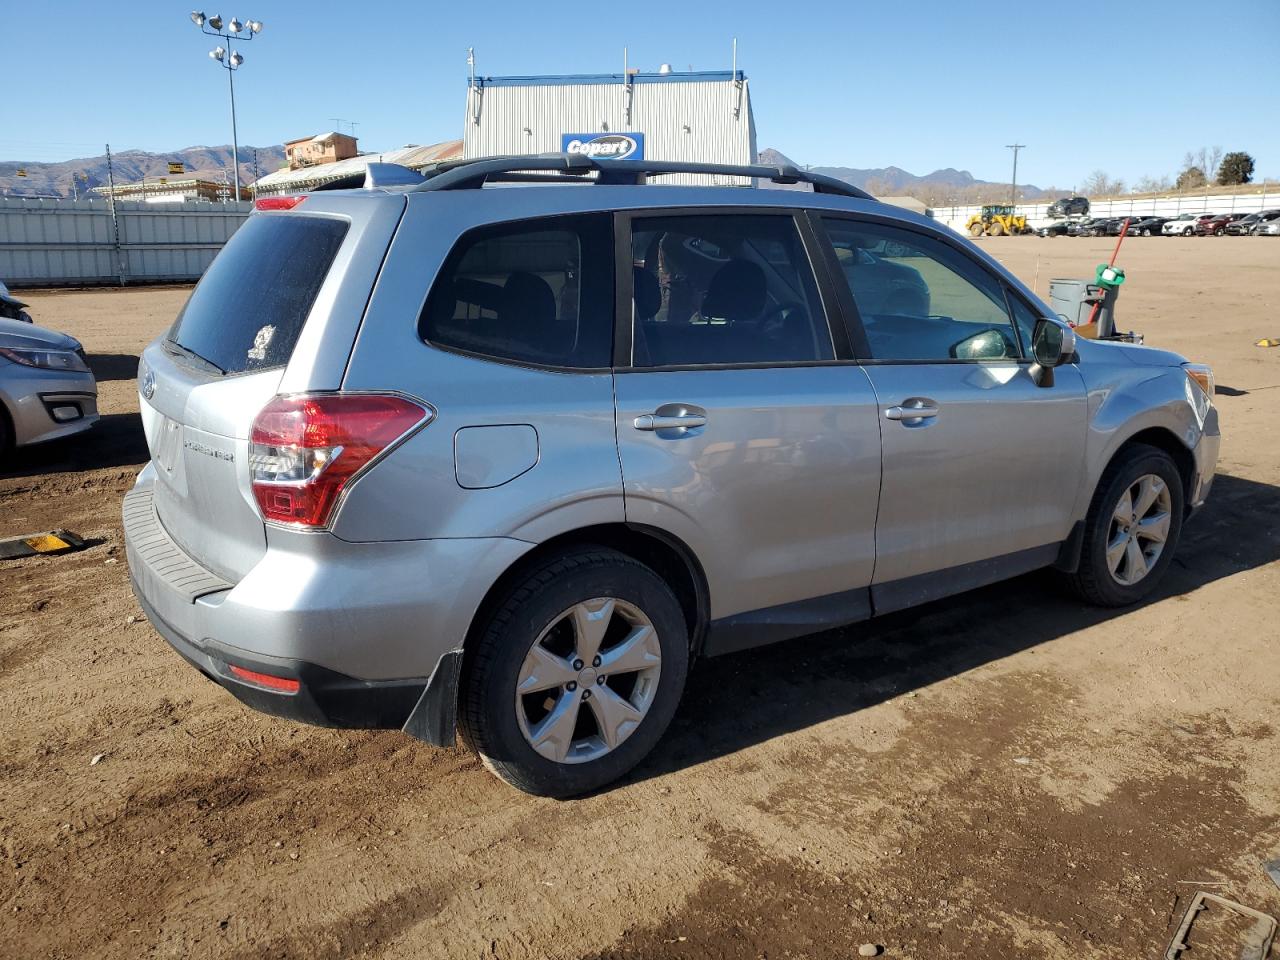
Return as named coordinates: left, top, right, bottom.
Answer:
left=131, top=582, right=426, bottom=728
left=123, top=468, right=533, bottom=735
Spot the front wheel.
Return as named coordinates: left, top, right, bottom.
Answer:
left=1068, top=444, right=1184, bottom=607
left=459, top=548, right=689, bottom=797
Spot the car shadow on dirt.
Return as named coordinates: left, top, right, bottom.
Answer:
left=86, top=352, right=140, bottom=383
left=630, top=472, right=1280, bottom=786
left=1, top=411, right=148, bottom=479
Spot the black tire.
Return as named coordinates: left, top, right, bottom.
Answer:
left=1068, top=443, right=1184, bottom=607
left=459, top=548, right=689, bottom=797
left=0, top=403, right=12, bottom=462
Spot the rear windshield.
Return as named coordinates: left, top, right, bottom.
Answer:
left=169, top=214, right=348, bottom=375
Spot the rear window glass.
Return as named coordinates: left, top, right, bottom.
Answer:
left=419, top=214, right=614, bottom=369
left=169, top=214, right=348, bottom=374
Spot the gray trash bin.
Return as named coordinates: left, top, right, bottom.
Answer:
left=1048, top=278, right=1117, bottom=336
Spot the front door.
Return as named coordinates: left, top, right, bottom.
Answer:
left=819, top=215, right=1088, bottom=609
left=612, top=211, right=883, bottom=645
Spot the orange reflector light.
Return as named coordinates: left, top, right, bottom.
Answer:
left=229, top=664, right=301, bottom=694
left=255, top=195, right=306, bottom=211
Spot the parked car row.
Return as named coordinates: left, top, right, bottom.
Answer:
left=1037, top=211, right=1280, bottom=238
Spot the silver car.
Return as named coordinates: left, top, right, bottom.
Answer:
left=124, top=156, right=1220, bottom=797
left=0, top=318, right=99, bottom=459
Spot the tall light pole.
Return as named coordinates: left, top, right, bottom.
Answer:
left=1006, top=143, right=1026, bottom=209
left=190, top=12, right=264, bottom=201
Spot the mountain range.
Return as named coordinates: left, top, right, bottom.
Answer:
left=0, top=143, right=1049, bottom=202
left=757, top=148, right=1052, bottom=201
left=0, top=145, right=286, bottom=198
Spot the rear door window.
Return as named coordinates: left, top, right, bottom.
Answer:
left=419, top=214, right=614, bottom=369
left=629, top=214, right=834, bottom=367
left=169, top=214, right=348, bottom=374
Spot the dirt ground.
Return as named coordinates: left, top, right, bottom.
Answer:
left=2, top=237, right=1279, bottom=960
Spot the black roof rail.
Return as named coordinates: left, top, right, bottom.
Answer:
left=409, top=153, right=874, bottom=200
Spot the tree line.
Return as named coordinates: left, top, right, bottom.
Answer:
left=1081, top=148, right=1256, bottom=198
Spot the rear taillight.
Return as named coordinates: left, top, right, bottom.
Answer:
left=255, top=195, right=306, bottom=211
left=228, top=665, right=301, bottom=694
left=248, top=393, right=430, bottom=528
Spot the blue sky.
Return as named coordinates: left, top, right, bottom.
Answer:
left=8, top=0, right=1278, bottom=187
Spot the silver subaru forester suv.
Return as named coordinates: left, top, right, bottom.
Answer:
left=125, top=156, right=1219, bottom=797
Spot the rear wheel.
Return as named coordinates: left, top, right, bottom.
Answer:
left=969, top=223, right=985, bottom=238
left=459, top=549, right=689, bottom=797
left=987, top=222, right=1006, bottom=237
left=1068, top=444, right=1184, bottom=607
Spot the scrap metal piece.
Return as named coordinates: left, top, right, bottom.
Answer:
left=1264, top=858, right=1280, bottom=894
left=1165, top=891, right=1277, bottom=960
left=0, top=529, right=85, bottom=560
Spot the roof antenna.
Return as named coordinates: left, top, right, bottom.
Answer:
left=732, top=39, right=743, bottom=120
left=468, top=47, right=482, bottom=125
left=623, top=46, right=634, bottom=126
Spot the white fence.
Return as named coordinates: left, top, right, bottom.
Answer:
left=931, top=188, right=1280, bottom=234
left=0, top=197, right=251, bottom=287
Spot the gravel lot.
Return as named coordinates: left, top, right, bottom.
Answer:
left=2, top=237, right=1279, bottom=959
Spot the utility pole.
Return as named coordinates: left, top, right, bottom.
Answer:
left=105, top=144, right=126, bottom=286
left=1006, top=143, right=1026, bottom=209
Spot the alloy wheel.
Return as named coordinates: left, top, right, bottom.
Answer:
left=1106, top=474, right=1173, bottom=586
left=515, top=598, right=662, bottom=764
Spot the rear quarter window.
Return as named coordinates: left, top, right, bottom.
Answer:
left=169, top=214, right=348, bottom=374
left=419, top=214, right=614, bottom=369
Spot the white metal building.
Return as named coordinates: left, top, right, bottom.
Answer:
left=463, top=70, right=757, bottom=185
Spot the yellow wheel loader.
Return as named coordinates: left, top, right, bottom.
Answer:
left=966, top=205, right=1032, bottom=237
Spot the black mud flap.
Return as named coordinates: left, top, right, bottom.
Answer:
left=402, top=649, right=464, bottom=747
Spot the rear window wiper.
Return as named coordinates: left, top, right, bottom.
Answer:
left=164, top=338, right=226, bottom=375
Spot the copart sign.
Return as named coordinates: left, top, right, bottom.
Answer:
left=561, top=132, right=645, bottom=160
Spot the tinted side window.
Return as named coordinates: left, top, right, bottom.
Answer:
left=420, top=215, right=612, bottom=369
left=630, top=214, right=833, bottom=367
left=823, top=218, right=1022, bottom=362
left=170, top=214, right=348, bottom=375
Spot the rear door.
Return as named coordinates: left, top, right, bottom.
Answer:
left=612, top=210, right=883, bottom=639
left=817, top=215, right=1087, bottom=609
left=139, top=197, right=401, bottom=582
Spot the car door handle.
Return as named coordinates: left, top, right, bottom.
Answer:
left=884, top=399, right=939, bottom=421
left=633, top=413, right=708, bottom=431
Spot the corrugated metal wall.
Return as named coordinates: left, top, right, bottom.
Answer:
left=463, top=76, right=757, bottom=185
left=0, top=197, right=251, bottom=287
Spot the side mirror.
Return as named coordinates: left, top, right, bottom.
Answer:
left=1032, top=317, right=1076, bottom=367
left=1029, top=317, right=1076, bottom=387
